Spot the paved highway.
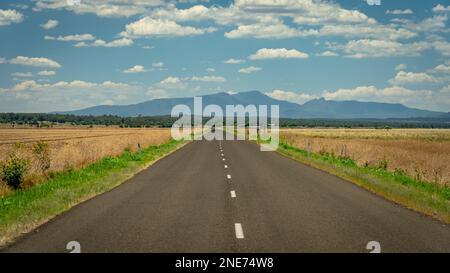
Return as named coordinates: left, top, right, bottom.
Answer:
left=4, top=140, right=450, bottom=252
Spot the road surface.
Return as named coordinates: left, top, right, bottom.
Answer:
left=3, top=140, right=450, bottom=252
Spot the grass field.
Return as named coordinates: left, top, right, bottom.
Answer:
left=275, top=128, right=450, bottom=224
left=0, top=128, right=172, bottom=195
left=280, top=129, right=450, bottom=186
left=0, top=138, right=186, bottom=246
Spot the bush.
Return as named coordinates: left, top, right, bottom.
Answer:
left=1, top=155, right=30, bottom=189
left=376, top=157, right=389, bottom=170
left=32, top=141, right=51, bottom=175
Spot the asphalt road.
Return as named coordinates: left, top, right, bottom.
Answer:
left=3, top=139, right=450, bottom=253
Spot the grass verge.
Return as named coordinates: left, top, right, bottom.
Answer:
left=0, top=138, right=187, bottom=247
left=274, top=141, right=450, bottom=224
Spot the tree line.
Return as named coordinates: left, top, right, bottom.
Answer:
left=1, top=113, right=449, bottom=128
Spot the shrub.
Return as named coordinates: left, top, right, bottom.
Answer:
left=1, top=155, right=30, bottom=189
left=376, top=157, right=389, bottom=170
left=32, top=141, right=51, bottom=175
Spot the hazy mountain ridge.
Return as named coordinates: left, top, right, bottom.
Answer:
left=56, top=91, right=444, bottom=119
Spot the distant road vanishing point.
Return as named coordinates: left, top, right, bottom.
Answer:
left=4, top=140, right=450, bottom=253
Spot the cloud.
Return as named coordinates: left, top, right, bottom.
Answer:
left=320, top=85, right=450, bottom=111
left=433, top=64, right=450, bottom=73
left=323, top=85, right=415, bottom=100
left=37, top=70, right=56, bottom=76
left=238, top=66, right=261, bottom=74
left=9, top=56, right=61, bottom=68
left=386, top=9, right=413, bottom=15
left=91, top=38, right=133, bottom=48
left=395, top=64, right=407, bottom=71
left=389, top=71, right=440, bottom=86
left=433, top=4, right=450, bottom=13
left=72, top=37, right=133, bottom=48
left=73, top=42, right=88, bottom=48
left=0, top=9, right=23, bottom=26
left=401, top=15, right=448, bottom=33
left=330, top=39, right=430, bottom=58
left=123, top=65, right=146, bottom=74
left=123, top=17, right=216, bottom=38
left=224, top=58, right=245, bottom=64
left=191, top=76, right=226, bottom=82
left=10, top=4, right=28, bottom=10
left=265, top=90, right=316, bottom=104
left=7, top=80, right=132, bottom=92
left=0, top=57, right=5, bottom=64
left=249, top=48, right=309, bottom=60
left=152, top=62, right=164, bottom=68
left=225, top=21, right=303, bottom=39
left=146, top=88, right=169, bottom=99
left=45, top=34, right=95, bottom=41
left=11, top=72, right=33, bottom=78
left=206, top=68, right=215, bottom=72
left=40, top=19, right=58, bottom=29
left=33, top=0, right=163, bottom=18
left=433, top=40, right=450, bottom=56
left=316, top=51, right=339, bottom=57
left=158, top=76, right=186, bottom=89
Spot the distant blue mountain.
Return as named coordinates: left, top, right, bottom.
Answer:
left=56, top=90, right=444, bottom=119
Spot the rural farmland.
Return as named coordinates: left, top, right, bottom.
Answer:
left=280, top=129, right=450, bottom=186
left=0, top=128, right=171, bottom=195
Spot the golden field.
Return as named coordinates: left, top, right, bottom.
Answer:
left=280, top=129, right=450, bottom=186
left=0, top=128, right=171, bottom=195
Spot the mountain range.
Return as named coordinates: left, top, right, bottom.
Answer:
left=57, top=90, right=445, bottom=119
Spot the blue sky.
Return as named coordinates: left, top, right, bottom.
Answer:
left=0, top=0, right=449, bottom=113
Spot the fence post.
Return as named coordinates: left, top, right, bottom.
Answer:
left=137, top=143, right=142, bottom=153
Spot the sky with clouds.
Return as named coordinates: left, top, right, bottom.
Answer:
left=0, top=0, right=449, bottom=113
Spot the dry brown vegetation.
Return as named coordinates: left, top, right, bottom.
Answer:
left=0, top=128, right=171, bottom=195
left=280, top=129, right=450, bottom=186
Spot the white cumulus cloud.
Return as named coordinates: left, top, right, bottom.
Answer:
left=37, top=70, right=56, bottom=76
left=123, top=65, right=146, bottom=74
left=265, top=90, right=316, bottom=104
left=40, top=19, right=58, bottom=29
left=224, top=58, right=245, bottom=64
left=238, top=66, right=261, bottom=74
left=9, top=56, right=61, bottom=68
left=0, top=9, right=23, bottom=26
left=123, top=17, right=216, bottom=38
left=249, top=48, right=309, bottom=60
left=191, top=76, right=226, bottom=82
left=389, top=71, right=440, bottom=85
left=386, top=9, right=413, bottom=15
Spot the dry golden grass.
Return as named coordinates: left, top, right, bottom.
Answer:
left=280, top=129, right=450, bottom=186
left=0, top=128, right=171, bottom=194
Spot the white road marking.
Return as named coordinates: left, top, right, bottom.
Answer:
left=235, top=223, right=244, bottom=239
left=224, top=165, right=228, bottom=168
left=230, top=191, right=236, bottom=198
left=222, top=158, right=226, bottom=161
left=221, top=153, right=224, bottom=156
left=227, top=174, right=231, bottom=179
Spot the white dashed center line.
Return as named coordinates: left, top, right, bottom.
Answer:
left=224, top=165, right=228, bottom=168
left=222, top=158, right=226, bottom=161
left=234, top=223, right=244, bottom=239
left=227, top=174, right=231, bottom=179
left=230, top=191, right=236, bottom=198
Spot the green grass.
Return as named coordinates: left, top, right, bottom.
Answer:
left=0, top=138, right=186, bottom=246
left=274, top=141, right=450, bottom=224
